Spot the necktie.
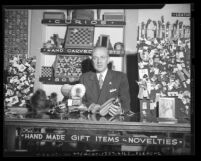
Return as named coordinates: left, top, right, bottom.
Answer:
left=99, top=74, right=103, bottom=89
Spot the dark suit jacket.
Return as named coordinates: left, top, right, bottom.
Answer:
left=80, top=69, right=130, bottom=113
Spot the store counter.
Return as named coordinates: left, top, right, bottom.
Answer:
left=4, top=112, right=191, bottom=155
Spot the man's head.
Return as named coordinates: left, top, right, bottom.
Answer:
left=92, top=47, right=109, bottom=73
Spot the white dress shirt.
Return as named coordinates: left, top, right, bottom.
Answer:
left=96, top=68, right=108, bottom=82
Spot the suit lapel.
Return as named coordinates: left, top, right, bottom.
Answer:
left=97, top=70, right=113, bottom=105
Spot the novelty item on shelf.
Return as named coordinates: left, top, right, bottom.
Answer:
left=102, top=12, right=124, bottom=21
left=64, top=26, right=94, bottom=49
left=50, top=34, right=64, bottom=48
left=158, top=97, right=177, bottom=123
left=60, top=83, right=87, bottom=113
left=137, top=79, right=150, bottom=99
left=43, top=34, right=64, bottom=48
left=97, top=9, right=101, bottom=20
left=88, top=97, right=122, bottom=117
left=114, top=42, right=124, bottom=54
left=67, top=9, right=73, bottom=20
left=43, top=12, right=65, bottom=20
left=166, top=21, right=170, bottom=38
left=145, top=19, right=151, bottom=39
left=53, top=55, right=89, bottom=83
left=95, top=34, right=113, bottom=51
left=72, top=9, right=94, bottom=20
left=10, top=89, right=57, bottom=119
left=41, top=66, right=53, bottom=81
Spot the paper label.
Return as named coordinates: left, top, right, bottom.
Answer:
left=142, top=102, right=147, bottom=109
left=150, top=102, right=156, bottom=110
left=155, top=93, right=160, bottom=102
left=68, top=99, right=73, bottom=106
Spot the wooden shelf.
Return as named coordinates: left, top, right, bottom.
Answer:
left=40, top=48, right=125, bottom=56
left=39, top=77, right=79, bottom=85
left=41, top=19, right=126, bottom=27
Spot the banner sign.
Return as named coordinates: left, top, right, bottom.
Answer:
left=20, top=132, right=184, bottom=146
left=41, top=48, right=93, bottom=54
left=41, top=19, right=126, bottom=26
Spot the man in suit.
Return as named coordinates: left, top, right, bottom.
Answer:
left=80, top=47, right=130, bottom=115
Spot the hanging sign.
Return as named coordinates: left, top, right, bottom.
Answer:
left=20, top=132, right=184, bottom=146
left=42, top=19, right=126, bottom=26
left=41, top=48, right=93, bottom=54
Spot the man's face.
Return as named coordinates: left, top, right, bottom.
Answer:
left=92, top=48, right=109, bottom=73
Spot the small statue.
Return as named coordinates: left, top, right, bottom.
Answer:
left=50, top=34, right=64, bottom=48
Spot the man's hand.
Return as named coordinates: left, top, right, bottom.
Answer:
left=108, top=104, right=123, bottom=116
left=88, top=103, right=101, bottom=114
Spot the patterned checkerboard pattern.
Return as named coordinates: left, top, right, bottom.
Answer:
left=41, top=66, right=53, bottom=78
left=64, top=26, right=94, bottom=48
left=54, top=55, right=89, bottom=82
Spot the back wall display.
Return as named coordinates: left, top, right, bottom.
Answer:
left=4, top=9, right=29, bottom=69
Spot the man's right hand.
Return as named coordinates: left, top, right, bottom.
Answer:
left=88, top=103, right=101, bottom=113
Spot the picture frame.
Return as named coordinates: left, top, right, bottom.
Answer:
left=158, top=97, right=175, bottom=119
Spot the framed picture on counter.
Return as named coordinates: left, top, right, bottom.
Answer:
left=159, top=97, right=175, bottom=119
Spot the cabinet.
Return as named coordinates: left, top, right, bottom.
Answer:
left=38, top=10, right=126, bottom=101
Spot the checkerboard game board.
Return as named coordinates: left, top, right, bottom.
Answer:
left=41, top=66, right=53, bottom=78
left=64, top=26, right=94, bottom=48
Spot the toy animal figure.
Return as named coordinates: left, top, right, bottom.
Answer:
left=28, top=89, right=51, bottom=119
